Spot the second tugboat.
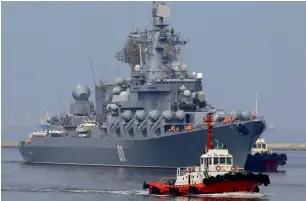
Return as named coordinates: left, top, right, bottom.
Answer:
left=244, top=137, right=287, bottom=172
left=143, top=112, right=270, bottom=196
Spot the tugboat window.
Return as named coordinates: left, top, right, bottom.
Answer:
left=213, top=158, right=218, bottom=165
left=226, top=158, right=232, bottom=165
left=262, top=144, right=266, bottom=149
left=220, top=157, right=226, bottom=165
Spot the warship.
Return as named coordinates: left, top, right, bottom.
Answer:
left=19, top=2, right=267, bottom=168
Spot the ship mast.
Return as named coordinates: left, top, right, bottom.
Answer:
left=204, top=113, right=214, bottom=150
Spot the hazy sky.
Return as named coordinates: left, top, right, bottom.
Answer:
left=2, top=1, right=306, bottom=142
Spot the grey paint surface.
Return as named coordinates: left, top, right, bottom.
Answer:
left=19, top=120, right=263, bottom=168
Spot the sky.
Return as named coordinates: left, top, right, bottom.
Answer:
left=1, top=1, right=306, bottom=142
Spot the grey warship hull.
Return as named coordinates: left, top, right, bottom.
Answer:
left=19, top=120, right=263, bottom=168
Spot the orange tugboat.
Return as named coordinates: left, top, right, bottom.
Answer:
left=143, top=112, right=270, bottom=196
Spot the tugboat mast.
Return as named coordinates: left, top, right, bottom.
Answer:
left=204, top=113, right=214, bottom=150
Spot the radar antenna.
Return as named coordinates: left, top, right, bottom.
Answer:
left=90, top=62, right=97, bottom=86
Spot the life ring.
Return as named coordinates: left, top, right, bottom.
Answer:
left=216, top=165, right=221, bottom=171
left=188, top=167, right=192, bottom=173
left=231, top=165, right=236, bottom=172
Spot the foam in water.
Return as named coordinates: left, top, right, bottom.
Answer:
left=2, top=185, right=274, bottom=198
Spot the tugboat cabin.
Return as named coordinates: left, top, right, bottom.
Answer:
left=175, top=149, right=235, bottom=185
left=251, top=137, right=270, bottom=154
left=200, top=149, right=234, bottom=176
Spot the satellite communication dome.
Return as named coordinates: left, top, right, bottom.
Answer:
left=180, top=64, right=187, bottom=71
left=136, top=110, right=146, bottom=120
left=112, top=87, right=121, bottom=95
left=176, top=110, right=185, bottom=120
left=134, top=64, right=141, bottom=72
left=163, top=110, right=173, bottom=120
left=196, top=73, right=203, bottom=79
left=183, top=90, right=191, bottom=97
left=197, top=91, right=205, bottom=101
left=125, top=77, right=132, bottom=85
left=116, top=77, right=124, bottom=85
left=149, top=110, right=159, bottom=121
left=72, top=84, right=91, bottom=101
left=123, top=110, right=133, bottom=120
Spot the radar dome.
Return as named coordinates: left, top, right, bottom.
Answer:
left=213, top=111, right=225, bottom=122
left=107, top=104, right=118, bottom=111
left=134, top=64, right=141, bottom=72
left=149, top=110, right=159, bottom=121
left=229, top=110, right=238, bottom=117
left=120, top=91, right=129, bottom=101
left=196, top=73, right=203, bottom=79
left=197, top=91, right=205, bottom=101
left=242, top=110, right=252, bottom=119
left=176, top=110, right=185, bottom=120
left=110, top=104, right=118, bottom=111
left=180, top=64, right=187, bottom=71
left=163, top=110, right=173, bottom=120
left=125, top=77, right=132, bottom=85
left=112, top=87, right=121, bottom=95
left=72, top=84, right=91, bottom=101
left=123, top=110, right=133, bottom=120
left=116, top=77, right=124, bottom=85
left=183, top=90, right=191, bottom=97
left=136, top=110, right=145, bottom=120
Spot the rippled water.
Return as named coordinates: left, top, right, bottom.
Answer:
left=2, top=148, right=306, bottom=201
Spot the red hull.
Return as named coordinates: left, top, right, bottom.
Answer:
left=148, top=180, right=260, bottom=196
left=264, top=160, right=278, bottom=171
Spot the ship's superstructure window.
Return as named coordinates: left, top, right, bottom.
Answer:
left=226, top=158, right=232, bottom=165
left=213, top=158, right=218, bottom=165
left=219, top=157, right=226, bottom=165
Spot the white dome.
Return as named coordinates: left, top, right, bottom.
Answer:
left=196, top=73, right=203, bottom=79
left=163, top=110, right=173, bottom=120
left=116, top=77, right=124, bottom=85
left=180, top=64, right=187, bottom=71
left=134, top=64, right=141, bottom=72
left=119, top=91, right=129, bottom=101
left=112, top=87, right=121, bottom=95
left=123, top=110, right=133, bottom=120
left=183, top=90, right=191, bottom=97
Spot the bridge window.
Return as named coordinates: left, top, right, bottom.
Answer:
left=213, top=158, right=219, bottom=165
left=220, top=157, right=226, bottom=165
left=226, top=158, right=232, bottom=165
left=262, top=144, right=266, bottom=149
left=257, top=144, right=262, bottom=149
